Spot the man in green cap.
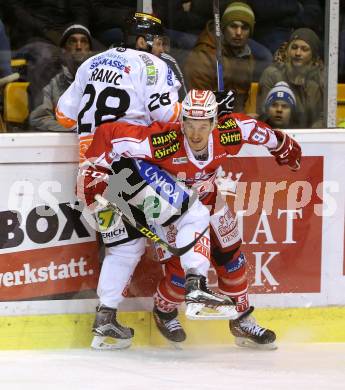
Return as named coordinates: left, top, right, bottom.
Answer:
left=184, top=1, right=265, bottom=112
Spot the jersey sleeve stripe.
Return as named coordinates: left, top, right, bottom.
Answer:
left=55, top=108, right=77, bottom=128
left=168, top=102, right=181, bottom=123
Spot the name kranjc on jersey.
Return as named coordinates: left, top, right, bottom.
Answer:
left=85, top=113, right=279, bottom=204
left=56, top=48, right=181, bottom=135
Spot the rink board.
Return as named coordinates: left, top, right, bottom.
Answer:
left=1, top=131, right=345, bottom=349
left=0, top=307, right=345, bottom=350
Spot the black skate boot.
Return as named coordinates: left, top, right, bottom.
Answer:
left=91, top=305, right=134, bottom=350
left=184, top=269, right=238, bottom=320
left=153, top=307, right=186, bottom=344
left=229, top=306, right=277, bottom=350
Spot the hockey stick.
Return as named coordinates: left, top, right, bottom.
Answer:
left=213, top=0, right=224, bottom=92
left=95, top=194, right=208, bottom=257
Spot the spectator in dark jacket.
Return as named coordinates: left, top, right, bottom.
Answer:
left=29, top=25, right=92, bottom=132
left=257, top=28, right=324, bottom=128
left=2, top=1, right=90, bottom=109
left=184, top=2, right=271, bottom=111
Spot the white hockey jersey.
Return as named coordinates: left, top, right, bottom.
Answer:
left=56, top=47, right=181, bottom=135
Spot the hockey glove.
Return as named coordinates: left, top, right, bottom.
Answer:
left=270, top=130, right=301, bottom=171
left=76, top=164, right=110, bottom=206
left=214, top=90, right=235, bottom=117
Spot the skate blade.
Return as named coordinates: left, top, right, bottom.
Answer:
left=234, top=337, right=278, bottom=351
left=91, top=335, right=132, bottom=350
left=185, top=303, right=239, bottom=320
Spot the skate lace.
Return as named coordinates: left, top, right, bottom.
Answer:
left=240, top=316, right=266, bottom=337
left=165, top=318, right=183, bottom=332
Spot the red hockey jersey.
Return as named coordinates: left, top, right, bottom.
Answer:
left=85, top=113, right=279, bottom=203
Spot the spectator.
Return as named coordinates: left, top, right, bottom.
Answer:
left=0, top=18, right=12, bottom=78
left=89, top=0, right=136, bottom=48
left=2, top=1, right=89, bottom=109
left=246, top=0, right=324, bottom=54
left=256, top=27, right=324, bottom=128
left=258, top=81, right=298, bottom=128
left=184, top=2, right=271, bottom=112
left=29, top=25, right=92, bottom=132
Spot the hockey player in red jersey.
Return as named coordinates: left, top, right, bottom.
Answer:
left=61, top=11, right=238, bottom=350
left=82, top=89, right=301, bottom=350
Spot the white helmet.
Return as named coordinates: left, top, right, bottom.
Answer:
left=182, top=89, right=218, bottom=127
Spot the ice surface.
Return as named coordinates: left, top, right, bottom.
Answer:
left=0, top=344, right=344, bottom=390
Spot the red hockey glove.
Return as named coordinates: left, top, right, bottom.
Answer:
left=76, top=164, right=110, bottom=206
left=270, top=130, right=301, bottom=171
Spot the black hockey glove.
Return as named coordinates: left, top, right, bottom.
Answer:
left=214, top=90, right=236, bottom=117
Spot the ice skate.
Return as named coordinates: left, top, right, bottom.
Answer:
left=153, top=307, right=186, bottom=347
left=91, top=305, right=134, bottom=350
left=229, top=306, right=277, bottom=350
left=184, top=270, right=238, bottom=320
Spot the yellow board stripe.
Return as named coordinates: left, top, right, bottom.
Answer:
left=1, top=307, right=344, bottom=350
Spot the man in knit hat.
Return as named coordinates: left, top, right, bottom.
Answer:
left=184, top=1, right=270, bottom=112
left=60, top=24, right=92, bottom=63
left=30, top=24, right=92, bottom=132
left=259, top=81, right=297, bottom=128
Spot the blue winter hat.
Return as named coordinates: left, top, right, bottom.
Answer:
left=265, top=82, right=296, bottom=110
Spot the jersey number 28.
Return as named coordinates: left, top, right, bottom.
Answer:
left=77, top=84, right=130, bottom=133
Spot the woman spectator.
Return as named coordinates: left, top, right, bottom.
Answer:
left=256, top=27, right=324, bottom=128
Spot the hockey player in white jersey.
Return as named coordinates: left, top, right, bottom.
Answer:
left=56, top=13, right=182, bottom=133
left=57, top=13, right=235, bottom=350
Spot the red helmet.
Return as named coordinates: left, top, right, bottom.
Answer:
left=182, top=89, right=218, bottom=119
left=182, top=89, right=218, bottom=126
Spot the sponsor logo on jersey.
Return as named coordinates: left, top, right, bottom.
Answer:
left=139, top=54, right=158, bottom=85
left=151, top=130, right=178, bottom=147
left=219, top=130, right=241, bottom=146
left=90, top=58, right=131, bottom=73
left=154, top=141, right=180, bottom=159
left=135, top=159, right=189, bottom=207
left=218, top=209, right=237, bottom=237
left=214, top=152, right=227, bottom=160
left=167, top=66, right=173, bottom=86
left=101, top=227, right=127, bottom=240
left=171, top=274, right=185, bottom=288
left=224, top=253, right=246, bottom=272
left=139, top=53, right=153, bottom=66
left=216, top=209, right=240, bottom=245
left=172, top=156, right=188, bottom=164
left=166, top=224, right=177, bottom=243
left=218, top=118, right=238, bottom=130
left=194, top=234, right=210, bottom=259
